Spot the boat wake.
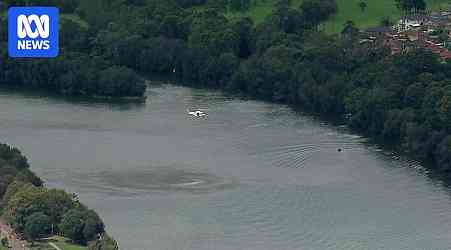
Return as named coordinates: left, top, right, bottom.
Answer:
left=251, top=140, right=362, bottom=169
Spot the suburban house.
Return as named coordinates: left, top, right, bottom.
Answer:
left=360, top=9, right=451, bottom=61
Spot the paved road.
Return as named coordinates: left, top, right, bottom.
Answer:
left=48, top=242, right=62, bottom=250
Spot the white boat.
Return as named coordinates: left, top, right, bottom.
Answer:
left=187, top=109, right=207, bottom=117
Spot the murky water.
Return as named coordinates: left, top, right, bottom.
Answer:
left=1, top=84, right=451, bottom=250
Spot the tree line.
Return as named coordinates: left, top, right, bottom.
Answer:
left=0, top=0, right=146, bottom=99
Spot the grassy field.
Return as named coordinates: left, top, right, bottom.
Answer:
left=28, top=241, right=54, bottom=250
left=226, top=1, right=277, bottom=23
left=325, top=0, right=450, bottom=33
left=47, top=236, right=87, bottom=250
left=27, top=236, right=87, bottom=250
left=226, top=0, right=451, bottom=33
left=53, top=241, right=87, bottom=250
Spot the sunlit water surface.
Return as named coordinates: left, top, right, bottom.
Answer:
left=1, top=85, right=451, bottom=250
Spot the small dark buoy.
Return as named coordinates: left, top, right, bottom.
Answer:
left=337, top=148, right=342, bottom=152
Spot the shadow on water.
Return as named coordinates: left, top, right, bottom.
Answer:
left=0, top=85, right=147, bottom=111
left=70, top=165, right=239, bottom=196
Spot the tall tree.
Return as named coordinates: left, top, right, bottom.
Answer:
left=300, top=0, right=338, bottom=30
left=358, top=0, right=367, bottom=12
left=341, top=20, right=359, bottom=41
left=59, top=209, right=86, bottom=244
left=24, top=212, right=51, bottom=245
left=395, top=0, right=426, bottom=14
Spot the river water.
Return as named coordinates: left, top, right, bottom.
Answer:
left=1, top=84, right=451, bottom=250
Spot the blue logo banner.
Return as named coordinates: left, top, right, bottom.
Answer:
left=8, top=7, right=59, bottom=58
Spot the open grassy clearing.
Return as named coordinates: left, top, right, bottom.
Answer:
left=46, top=236, right=87, bottom=250
left=225, top=0, right=450, bottom=33
left=27, top=236, right=87, bottom=250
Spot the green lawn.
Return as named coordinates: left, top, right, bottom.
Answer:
left=225, top=1, right=277, bottom=23
left=28, top=242, right=54, bottom=250
left=53, top=241, right=87, bottom=250
left=225, top=0, right=451, bottom=33
left=27, top=236, right=87, bottom=250
left=48, top=236, right=87, bottom=250
left=324, top=0, right=450, bottom=33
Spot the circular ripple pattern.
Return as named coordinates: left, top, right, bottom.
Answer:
left=71, top=166, right=237, bottom=194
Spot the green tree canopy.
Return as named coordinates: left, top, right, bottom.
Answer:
left=60, top=208, right=86, bottom=243
left=24, top=212, right=51, bottom=243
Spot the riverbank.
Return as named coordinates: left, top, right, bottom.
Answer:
left=0, top=191, right=118, bottom=250
left=0, top=143, right=118, bottom=250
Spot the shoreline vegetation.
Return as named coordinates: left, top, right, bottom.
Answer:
left=0, top=85, right=148, bottom=106
left=0, top=143, right=119, bottom=250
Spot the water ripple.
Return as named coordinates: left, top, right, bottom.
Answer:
left=70, top=166, right=238, bottom=195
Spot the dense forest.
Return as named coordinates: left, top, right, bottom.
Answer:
left=1, top=0, right=451, bottom=172
left=0, top=1, right=147, bottom=99
left=0, top=143, right=118, bottom=249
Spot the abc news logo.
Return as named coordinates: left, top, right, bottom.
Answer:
left=17, top=14, right=50, bottom=49
left=8, top=7, right=59, bottom=58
